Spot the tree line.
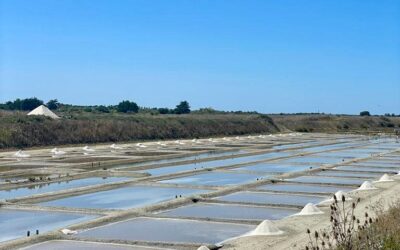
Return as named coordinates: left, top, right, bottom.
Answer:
left=0, top=98, right=191, bottom=115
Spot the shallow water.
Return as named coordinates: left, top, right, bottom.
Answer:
left=0, top=177, right=130, bottom=200
left=257, top=183, right=354, bottom=193
left=117, top=150, right=246, bottom=169
left=41, top=186, right=208, bottom=209
left=287, top=176, right=366, bottom=185
left=136, top=151, right=295, bottom=176
left=232, top=163, right=311, bottom=173
left=315, top=152, right=371, bottom=158
left=22, top=240, right=165, bottom=250
left=78, top=217, right=254, bottom=244
left=159, top=171, right=267, bottom=186
left=0, top=209, right=95, bottom=242
left=315, top=170, right=381, bottom=178
left=217, top=191, right=326, bottom=206
left=334, top=166, right=399, bottom=173
left=159, top=203, right=297, bottom=221
left=279, top=156, right=345, bottom=164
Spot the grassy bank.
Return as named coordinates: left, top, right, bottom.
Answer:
left=2, top=111, right=400, bottom=149
left=0, top=111, right=279, bottom=148
left=271, top=114, right=400, bottom=134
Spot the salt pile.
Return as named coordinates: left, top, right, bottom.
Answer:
left=320, top=190, right=351, bottom=204
left=110, top=144, right=122, bottom=150
left=334, top=190, right=352, bottom=201
left=375, top=174, right=394, bottom=182
left=83, top=146, right=95, bottom=152
left=294, top=203, right=323, bottom=216
left=60, top=228, right=77, bottom=235
left=246, top=220, right=284, bottom=236
left=14, top=150, right=30, bottom=158
left=197, top=246, right=210, bottom=250
left=51, top=148, right=66, bottom=157
left=136, top=143, right=147, bottom=148
left=357, top=181, right=378, bottom=191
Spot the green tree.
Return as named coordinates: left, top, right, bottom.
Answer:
left=8, top=97, right=44, bottom=110
left=96, top=105, right=110, bottom=113
left=360, top=111, right=371, bottom=116
left=117, top=100, right=139, bottom=113
left=47, top=99, right=60, bottom=110
left=174, top=101, right=190, bottom=114
left=158, top=108, right=171, bottom=114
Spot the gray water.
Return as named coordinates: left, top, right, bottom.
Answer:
left=217, top=191, right=326, bottom=206
left=159, top=171, right=268, bottom=186
left=315, top=170, right=381, bottom=178
left=257, top=183, right=354, bottom=194
left=287, top=176, right=367, bottom=185
left=78, top=217, right=255, bottom=244
left=41, top=185, right=208, bottom=209
left=232, top=163, right=311, bottom=173
left=159, top=203, right=298, bottom=221
left=135, top=151, right=295, bottom=176
left=0, top=209, right=95, bottom=242
left=22, top=240, right=164, bottom=250
left=0, top=177, right=130, bottom=200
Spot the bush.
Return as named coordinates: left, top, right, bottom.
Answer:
left=174, top=101, right=190, bottom=114
left=117, top=100, right=139, bottom=113
left=47, top=99, right=60, bottom=110
left=96, top=105, right=110, bottom=113
left=360, top=111, right=371, bottom=116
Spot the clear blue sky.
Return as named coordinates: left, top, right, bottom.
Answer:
left=1, top=0, right=399, bottom=114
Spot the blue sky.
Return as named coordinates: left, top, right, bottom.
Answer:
left=1, top=0, right=399, bottom=114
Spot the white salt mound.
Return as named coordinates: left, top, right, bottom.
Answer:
left=60, top=228, right=77, bottom=235
left=296, top=203, right=323, bottom=216
left=334, top=190, right=352, bottom=201
left=197, top=246, right=210, bottom=250
left=377, top=174, right=393, bottom=182
left=357, top=181, right=377, bottom=191
left=320, top=190, right=351, bottom=204
left=83, top=146, right=95, bottom=152
left=248, top=220, right=284, bottom=236
left=14, top=150, right=30, bottom=158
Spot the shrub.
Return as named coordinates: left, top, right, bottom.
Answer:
left=360, top=111, right=371, bottom=116
left=117, top=100, right=139, bottom=113
left=174, top=101, right=190, bottom=114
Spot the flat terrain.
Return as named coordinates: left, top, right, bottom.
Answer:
left=0, top=133, right=399, bottom=249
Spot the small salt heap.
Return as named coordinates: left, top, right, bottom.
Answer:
left=14, top=150, right=30, bottom=158
left=357, top=181, right=378, bottom=191
left=294, top=203, right=323, bottom=216
left=246, top=220, right=284, bottom=236
left=60, top=228, right=77, bottom=235
left=197, top=246, right=211, bottom=250
left=375, top=174, right=394, bottom=182
left=320, top=190, right=351, bottom=204
left=110, top=143, right=122, bottom=150
left=82, top=146, right=95, bottom=152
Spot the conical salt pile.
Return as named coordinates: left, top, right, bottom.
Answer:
left=320, top=190, right=351, bottom=204
left=83, top=146, right=95, bottom=152
left=14, top=150, right=30, bottom=158
left=376, top=174, right=393, bottom=182
left=248, top=220, right=284, bottom=236
left=334, top=190, right=352, bottom=201
left=295, top=203, right=323, bottom=216
left=197, top=246, right=211, bottom=250
left=357, top=181, right=377, bottom=191
left=60, top=228, right=77, bottom=235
